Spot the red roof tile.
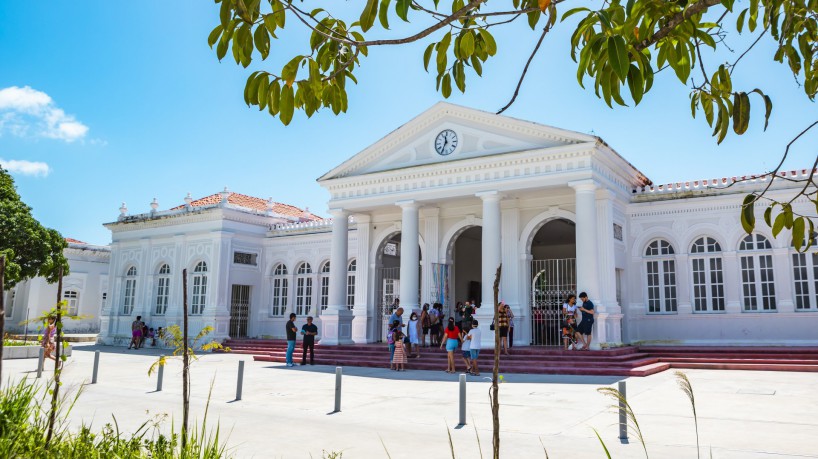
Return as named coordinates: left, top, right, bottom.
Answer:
left=65, top=237, right=88, bottom=245
left=170, top=192, right=321, bottom=221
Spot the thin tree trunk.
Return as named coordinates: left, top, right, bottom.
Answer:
left=45, top=267, right=64, bottom=447
left=0, top=255, right=5, bottom=388
left=182, top=268, right=189, bottom=452
left=491, top=264, right=502, bottom=459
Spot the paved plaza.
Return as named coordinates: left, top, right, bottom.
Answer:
left=3, top=344, right=817, bottom=458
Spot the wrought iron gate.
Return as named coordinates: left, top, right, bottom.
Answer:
left=530, top=259, right=576, bottom=346
left=376, top=267, right=400, bottom=342
left=229, top=284, right=251, bottom=338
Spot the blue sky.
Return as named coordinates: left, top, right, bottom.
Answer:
left=1, top=1, right=815, bottom=246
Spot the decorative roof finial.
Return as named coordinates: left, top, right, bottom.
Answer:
left=118, top=202, right=128, bottom=221
left=184, top=192, right=193, bottom=207
left=150, top=198, right=159, bottom=212
left=219, top=187, right=231, bottom=207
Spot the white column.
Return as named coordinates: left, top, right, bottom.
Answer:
left=421, top=207, right=440, bottom=307
left=772, top=248, right=795, bottom=312
left=478, top=191, right=502, bottom=311
left=570, top=180, right=601, bottom=298
left=398, top=200, right=421, bottom=312
left=352, top=213, right=371, bottom=343
left=327, top=209, right=349, bottom=312
left=320, top=209, right=353, bottom=345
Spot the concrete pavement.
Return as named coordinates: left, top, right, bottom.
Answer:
left=2, top=344, right=816, bottom=458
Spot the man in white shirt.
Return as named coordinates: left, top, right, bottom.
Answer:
left=467, top=320, right=482, bottom=376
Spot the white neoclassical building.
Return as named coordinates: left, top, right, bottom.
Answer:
left=97, top=103, right=818, bottom=348
left=5, top=238, right=110, bottom=334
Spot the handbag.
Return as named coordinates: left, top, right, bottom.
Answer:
left=489, top=320, right=495, bottom=331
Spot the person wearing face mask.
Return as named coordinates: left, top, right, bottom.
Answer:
left=407, top=311, right=421, bottom=358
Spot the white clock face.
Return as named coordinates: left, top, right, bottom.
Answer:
left=434, top=129, right=458, bottom=156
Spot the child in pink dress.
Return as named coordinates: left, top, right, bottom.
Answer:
left=392, top=331, right=408, bottom=371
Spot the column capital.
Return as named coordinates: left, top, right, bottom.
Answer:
left=420, top=206, right=440, bottom=218
left=328, top=208, right=349, bottom=218
left=352, top=212, right=371, bottom=223
left=396, top=199, right=420, bottom=210
left=476, top=190, right=502, bottom=202
left=568, top=179, right=598, bottom=192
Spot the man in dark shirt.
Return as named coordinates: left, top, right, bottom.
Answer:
left=285, top=313, right=297, bottom=367
left=301, top=316, right=319, bottom=365
left=576, top=292, right=595, bottom=350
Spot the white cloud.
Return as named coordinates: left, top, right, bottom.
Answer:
left=0, top=158, right=51, bottom=177
left=0, top=86, right=89, bottom=142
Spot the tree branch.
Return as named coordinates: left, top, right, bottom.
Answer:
left=634, top=0, right=723, bottom=52
left=496, top=21, right=553, bottom=114
left=730, top=27, right=769, bottom=75
left=287, top=0, right=486, bottom=48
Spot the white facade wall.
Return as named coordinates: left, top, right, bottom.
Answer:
left=5, top=243, right=110, bottom=334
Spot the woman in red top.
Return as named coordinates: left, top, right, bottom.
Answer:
left=440, top=317, right=461, bottom=373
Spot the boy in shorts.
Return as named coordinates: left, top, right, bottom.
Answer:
left=460, top=328, right=472, bottom=374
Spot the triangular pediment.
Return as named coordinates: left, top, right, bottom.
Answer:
left=318, top=102, right=598, bottom=182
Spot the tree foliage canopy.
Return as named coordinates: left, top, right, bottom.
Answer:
left=208, top=0, right=818, bottom=248
left=0, top=168, right=69, bottom=289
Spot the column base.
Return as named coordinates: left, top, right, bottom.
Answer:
left=592, top=312, right=623, bottom=348
left=351, top=314, right=370, bottom=344
left=318, top=309, right=354, bottom=345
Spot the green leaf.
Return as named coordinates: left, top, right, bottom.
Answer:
left=441, top=73, right=452, bottom=98
left=360, top=0, right=378, bottom=32
left=208, top=25, right=223, bottom=48
left=702, top=94, right=714, bottom=125
left=423, top=42, right=435, bottom=71
left=741, top=194, right=756, bottom=234
left=460, top=32, right=475, bottom=58
left=253, top=25, right=270, bottom=59
left=379, top=0, right=390, bottom=29
left=471, top=55, right=483, bottom=76
left=282, top=55, right=303, bottom=87
left=793, top=216, right=806, bottom=251
left=732, top=91, right=750, bottom=134
left=220, top=0, right=232, bottom=27
left=396, top=0, right=410, bottom=21
left=279, top=84, right=294, bottom=125
left=561, top=7, right=591, bottom=21
left=528, top=10, right=541, bottom=29
left=607, top=36, right=629, bottom=81
left=736, top=9, right=747, bottom=33
left=627, top=64, right=643, bottom=104
left=269, top=80, right=281, bottom=114
left=273, top=0, right=286, bottom=28
left=257, top=75, right=270, bottom=109
left=477, top=29, right=497, bottom=56
left=763, top=206, right=772, bottom=226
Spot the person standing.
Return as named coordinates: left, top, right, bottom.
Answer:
left=576, top=292, right=595, bottom=350
left=41, top=316, right=57, bottom=362
left=285, top=313, right=298, bottom=367
left=563, top=294, right=578, bottom=319
left=407, top=312, right=421, bottom=357
left=429, top=304, right=441, bottom=346
left=460, top=327, right=472, bottom=373
left=392, top=331, right=408, bottom=371
left=389, top=307, right=405, bottom=333
left=497, top=301, right=510, bottom=355
left=505, top=304, right=515, bottom=348
left=128, top=316, right=143, bottom=350
left=441, top=317, right=461, bottom=373
left=467, top=320, right=482, bottom=375
left=300, top=316, right=318, bottom=365
left=420, top=304, right=431, bottom=347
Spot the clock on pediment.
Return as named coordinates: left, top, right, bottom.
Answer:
left=434, top=129, right=458, bottom=156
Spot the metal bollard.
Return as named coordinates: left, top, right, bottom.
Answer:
left=618, top=380, right=628, bottom=440
left=36, top=348, right=44, bottom=378
left=459, top=373, right=467, bottom=426
left=91, top=350, right=100, bottom=384
left=156, top=355, right=165, bottom=392
left=236, top=360, right=245, bottom=401
left=334, top=366, right=342, bottom=412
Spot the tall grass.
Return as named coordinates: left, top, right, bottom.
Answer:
left=0, top=378, right=230, bottom=458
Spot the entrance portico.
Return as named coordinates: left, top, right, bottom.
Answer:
left=316, top=102, right=647, bottom=346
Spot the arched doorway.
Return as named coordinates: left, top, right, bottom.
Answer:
left=451, top=226, right=482, bottom=316
left=529, top=218, right=576, bottom=345
left=374, top=232, right=422, bottom=341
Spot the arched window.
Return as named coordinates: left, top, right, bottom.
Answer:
left=123, top=266, right=137, bottom=315
left=347, top=260, right=356, bottom=310
left=63, top=290, right=79, bottom=316
left=320, top=261, right=331, bottom=310
left=690, top=237, right=725, bottom=312
left=271, top=263, right=288, bottom=316
left=644, top=240, right=676, bottom=313
left=739, top=234, right=776, bottom=311
left=155, top=264, right=171, bottom=315
left=190, top=261, right=208, bottom=315
left=295, top=262, right=313, bottom=316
